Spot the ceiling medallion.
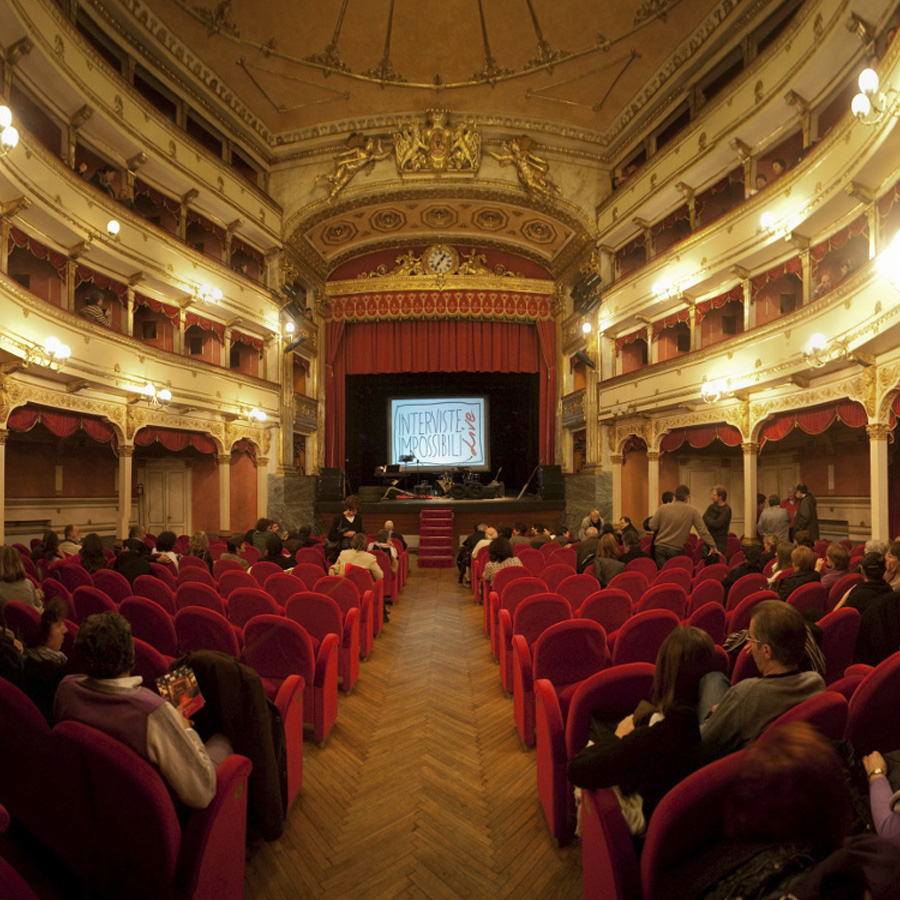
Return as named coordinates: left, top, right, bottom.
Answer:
left=394, top=110, right=482, bottom=175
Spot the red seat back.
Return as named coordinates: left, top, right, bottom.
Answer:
left=228, top=588, right=283, bottom=629
left=264, top=573, right=305, bottom=607
left=91, top=569, right=133, bottom=605
left=649, top=568, right=692, bottom=592
left=59, top=563, right=94, bottom=593
left=624, top=557, right=657, bottom=580
left=312, top=576, right=361, bottom=617
left=846, top=650, right=900, bottom=753
left=490, top=565, right=532, bottom=598
left=686, top=579, right=724, bottom=615
left=692, top=563, right=728, bottom=585
left=725, top=572, right=768, bottom=611
left=785, top=581, right=827, bottom=615
left=533, top=619, right=609, bottom=688
left=285, top=592, right=345, bottom=645
left=516, top=548, right=545, bottom=577
left=72, top=586, right=118, bottom=623
left=174, top=582, right=226, bottom=616
left=212, top=558, right=246, bottom=580
left=610, top=609, right=680, bottom=667
left=607, top=571, right=649, bottom=605
left=176, top=566, right=218, bottom=589
left=818, top=606, right=861, bottom=685
left=175, top=607, right=241, bottom=658
left=243, top=615, right=314, bottom=684
left=826, top=572, right=863, bottom=612
left=249, top=561, right=284, bottom=586
left=634, top=583, right=687, bottom=618
left=293, top=563, right=330, bottom=591
left=683, top=601, right=727, bottom=646
left=294, top=547, right=326, bottom=568
left=759, top=692, right=849, bottom=742
left=577, top=590, right=633, bottom=634
left=556, top=574, right=601, bottom=609
left=217, top=569, right=257, bottom=598
left=661, top=555, right=693, bottom=572
left=119, top=596, right=178, bottom=657
left=149, top=563, right=177, bottom=590
left=133, top=575, right=176, bottom=614
left=2, top=601, right=41, bottom=645
left=512, top=594, right=572, bottom=649
left=554, top=547, right=577, bottom=569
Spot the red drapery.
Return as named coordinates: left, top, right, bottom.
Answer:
left=230, top=237, right=264, bottom=267
left=615, top=329, right=646, bottom=353
left=759, top=402, right=867, bottom=448
left=660, top=424, right=743, bottom=453
left=652, top=307, right=691, bottom=338
left=328, top=290, right=552, bottom=323
left=232, top=439, right=257, bottom=460
left=134, top=179, right=181, bottom=214
left=75, top=266, right=128, bottom=306
left=695, top=285, right=743, bottom=324
left=649, top=204, right=690, bottom=237
left=750, top=257, right=802, bottom=301
left=232, top=330, right=264, bottom=352
left=324, top=319, right=555, bottom=468
left=7, top=406, right=116, bottom=444
left=134, top=293, right=181, bottom=322
left=810, top=215, right=868, bottom=263
left=186, top=210, right=226, bottom=241
left=8, top=227, right=68, bottom=273
left=185, top=312, right=225, bottom=342
left=134, top=428, right=217, bottom=454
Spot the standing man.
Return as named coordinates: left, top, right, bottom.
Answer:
left=793, top=484, right=819, bottom=541
left=702, top=485, right=732, bottom=555
left=780, top=486, right=800, bottom=536
left=647, top=484, right=717, bottom=568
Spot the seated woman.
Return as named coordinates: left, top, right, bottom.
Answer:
left=864, top=749, right=900, bottom=848
left=0, top=545, right=43, bottom=611
left=884, top=541, right=900, bottom=591
left=368, top=528, right=400, bottom=574
left=330, top=533, right=383, bottom=581
left=816, top=542, right=850, bottom=592
left=188, top=531, right=214, bottom=572
left=30, top=530, right=64, bottom=578
left=721, top=540, right=764, bottom=603
left=767, top=539, right=794, bottom=586
left=79, top=533, right=110, bottom=574
left=567, top=626, right=719, bottom=835
left=481, top=536, right=523, bottom=584
left=218, top=537, right=250, bottom=570
left=776, top=545, right=821, bottom=601
left=22, top=600, right=69, bottom=723
left=835, top=552, right=893, bottom=613
left=152, top=530, right=180, bottom=572
left=760, top=532, right=780, bottom=566
left=592, top=533, right=625, bottom=587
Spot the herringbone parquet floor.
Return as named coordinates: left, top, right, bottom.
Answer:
left=245, top=563, right=583, bottom=899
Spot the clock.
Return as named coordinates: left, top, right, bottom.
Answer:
left=425, top=244, right=458, bottom=275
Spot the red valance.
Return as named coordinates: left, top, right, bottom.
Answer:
left=231, top=330, right=264, bottom=352
left=134, top=180, right=181, bottom=214
left=230, top=237, right=264, bottom=267
left=232, top=438, right=258, bottom=460
left=759, top=401, right=868, bottom=448
left=134, top=293, right=181, bottom=322
left=650, top=204, right=690, bottom=236
left=660, top=424, right=743, bottom=453
left=616, top=233, right=646, bottom=260
left=134, top=428, right=216, bottom=454
left=695, top=285, right=743, bottom=324
left=652, top=308, right=691, bottom=338
left=186, top=210, right=226, bottom=241
left=75, top=266, right=127, bottom=305
left=7, top=406, right=116, bottom=444
left=877, top=176, right=900, bottom=222
left=615, top=329, right=646, bottom=353
left=750, top=257, right=802, bottom=293
left=8, top=227, right=67, bottom=273
left=621, top=436, right=647, bottom=455
left=327, top=290, right=552, bottom=323
left=810, top=215, right=868, bottom=263
left=185, top=312, right=225, bottom=342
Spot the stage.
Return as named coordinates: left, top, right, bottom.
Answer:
left=316, top=496, right=565, bottom=548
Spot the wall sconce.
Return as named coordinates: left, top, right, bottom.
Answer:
left=582, top=321, right=592, bottom=334
left=700, top=378, right=729, bottom=403
left=851, top=68, right=898, bottom=125
left=107, top=219, right=120, bottom=238
left=2, top=336, right=71, bottom=375
left=130, top=382, right=172, bottom=408
left=0, top=106, right=19, bottom=158
left=247, top=407, right=267, bottom=423
left=652, top=278, right=681, bottom=300
left=803, top=333, right=828, bottom=368
left=197, top=284, right=222, bottom=304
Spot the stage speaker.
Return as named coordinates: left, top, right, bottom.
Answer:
left=450, top=484, right=467, bottom=500
left=537, top=465, right=565, bottom=501
left=468, top=482, right=485, bottom=499
left=316, top=468, right=344, bottom=501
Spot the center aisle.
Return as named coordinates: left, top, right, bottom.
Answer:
left=245, top=563, right=583, bottom=899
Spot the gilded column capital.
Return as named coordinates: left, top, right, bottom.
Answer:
left=646, top=451, right=660, bottom=462
left=610, top=454, right=623, bottom=466
left=0, top=428, right=8, bottom=446
left=866, top=423, right=891, bottom=441
left=116, top=446, right=135, bottom=459
left=256, top=456, right=269, bottom=467
left=741, top=442, right=759, bottom=455
left=217, top=454, right=232, bottom=466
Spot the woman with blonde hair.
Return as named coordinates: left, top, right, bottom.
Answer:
left=188, top=531, right=214, bottom=572
left=0, top=545, right=44, bottom=611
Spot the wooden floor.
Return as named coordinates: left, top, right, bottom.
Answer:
left=245, top=563, right=583, bottom=899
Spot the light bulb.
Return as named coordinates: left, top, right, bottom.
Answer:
left=851, top=93, right=872, bottom=118
left=761, top=211, right=776, bottom=230
left=582, top=321, right=592, bottom=334
left=107, top=219, right=120, bottom=236
left=0, top=106, right=11, bottom=128
left=858, top=68, right=879, bottom=95
left=1, top=126, right=18, bottom=150
left=157, top=388, right=172, bottom=402
left=807, top=333, right=827, bottom=354
left=285, top=321, right=295, bottom=334
left=141, top=382, right=155, bottom=396
left=44, top=336, right=61, bottom=354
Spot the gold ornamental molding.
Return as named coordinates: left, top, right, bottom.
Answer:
left=354, top=247, right=525, bottom=281
left=394, top=111, right=481, bottom=176
left=325, top=272, right=554, bottom=299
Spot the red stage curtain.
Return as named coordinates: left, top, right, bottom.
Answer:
left=325, top=319, right=554, bottom=467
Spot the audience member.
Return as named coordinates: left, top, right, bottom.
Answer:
left=509, top=522, right=531, bottom=546
left=152, top=530, right=180, bottom=572
left=580, top=509, right=604, bottom=540
left=702, top=485, right=732, bottom=554
left=816, top=542, right=850, bottom=592
left=757, top=494, right=790, bottom=543
left=793, top=484, right=819, bottom=541
left=866, top=538, right=889, bottom=558
left=577, top=527, right=600, bottom=573
left=285, top=525, right=317, bottom=557
left=78, top=533, right=109, bottom=574
left=835, top=553, right=892, bottom=614
left=457, top=523, right=487, bottom=585
left=793, top=529, right=814, bottom=549
left=776, top=545, right=821, bottom=602
left=383, top=520, right=407, bottom=550
left=864, top=749, right=900, bottom=848
left=721, top=540, right=764, bottom=602
left=647, top=484, right=717, bottom=568
left=54, top=611, right=223, bottom=808
left=330, top=533, right=383, bottom=581
left=31, top=530, right=64, bottom=575
left=620, top=529, right=651, bottom=565
left=262, top=533, right=293, bottom=571
left=21, top=600, right=69, bottom=723
left=771, top=157, right=786, bottom=178
left=114, top=525, right=153, bottom=584
left=218, top=537, right=250, bottom=570
left=481, top=537, right=523, bottom=584
left=78, top=290, right=111, bottom=327
left=368, top=528, right=399, bottom=573
left=760, top=532, right=780, bottom=565
left=89, top=163, right=135, bottom=208
left=0, top=545, right=44, bottom=611
left=885, top=541, right=900, bottom=591
left=617, top=516, right=639, bottom=542
left=529, top=523, right=553, bottom=548
left=188, top=531, right=214, bottom=571
left=699, top=601, right=824, bottom=752
left=767, top=540, right=794, bottom=586
left=593, top=534, right=626, bottom=587
left=59, top=524, right=83, bottom=556
left=567, top=627, right=718, bottom=833
left=552, top=519, right=576, bottom=545
left=326, top=497, right=362, bottom=562
left=780, top=486, right=800, bottom=531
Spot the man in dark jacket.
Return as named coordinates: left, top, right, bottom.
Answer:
left=702, top=485, right=732, bottom=554
left=793, top=484, right=819, bottom=541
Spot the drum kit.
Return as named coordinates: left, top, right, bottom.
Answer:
left=437, top=467, right=504, bottom=500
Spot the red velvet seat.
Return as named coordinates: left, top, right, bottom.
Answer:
left=576, top=589, right=633, bottom=635
left=555, top=573, right=602, bottom=611
left=845, top=650, right=900, bottom=753
left=512, top=619, right=609, bottom=748
left=516, top=547, right=546, bottom=578
left=725, top=589, right=777, bottom=635
left=785, top=581, right=827, bottom=615
left=581, top=786, right=642, bottom=900
left=212, top=558, right=246, bottom=580
left=623, top=557, right=657, bottom=580
left=149, top=562, right=177, bottom=590
left=249, top=560, right=285, bottom=586
left=826, top=571, right=863, bottom=611
left=488, top=576, right=547, bottom=660
left=371, top=548, right=397, bottom=606
left=175, top=606, right=242, bottom=658
left=541, top=563, right=577, bottom=592
left=285, top=592, right=360, bottom=694
left=175, top=581, right=228, bottom=617
left=91, top=568, right=132, bottom=605
left=536, top=662, right=655, bottom=844
left=177, top=566, right=218, bottom=590
left=660, top=554, right=693, bottom=572
left=607, top=571, right=648, bottom=605
left=539, top=541, right=561, bottom=560
left=497, top=592, right=571, bottom=693
left=39, top=576, right=73, bottom=613
left=59, top=562, right=94, bottom=593
left=692, top=562, right=728, bottom=585
left=344, top=565, right=385, bottom=636
left=119, top=596, right=178, bottom=657
left=178, top=555, right=208, bottom=571
left=0, top=803, right=38, bottom=900
left=133, top=574, right=177, bottom=614
left=2, top=600, right=41, bottom=644
left=818, top=606, right=861, bottom=685
left=314, top=575, right=374, bottom=659
left=294, top=547, right=326, bottom=569
left=292, top=563, right=330, bottom=591
left=685, top=578, right=724, bottom=615
left=759, top=691, right=848, bottom=742
left=554, top=546, right=577, bottom=570
left=609, top=609, right=679, bottom=667
left=682, top=600, right=727, bottom=646
left=72, top=585, right=118, bottom=623
left=264, top=572, right=305, bottom=608
left=633, top=583, right=686, bottom=618
left=482, top=563, right=530, bottom=623
left=132, top=637, right=174, bottom=689
left=240, top=545, right=262, bottom=567
left=228, top=587, right=284, bottom=629
left=217, top=568, right=257, bottom=599
left=243, top=615, right=339, bottom=744
left=648, top=568, right=692, bottom=592
left=725, top=572, right=769, bottom=611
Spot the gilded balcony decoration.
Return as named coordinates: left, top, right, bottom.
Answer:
left=394, top=111, right=482, bottom=175
left=294, top=394, right=318, bottom=431
left=562, top=389, right=586, bottom=428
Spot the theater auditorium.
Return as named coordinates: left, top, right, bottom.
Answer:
left=2, top=0, right=900, bottom=896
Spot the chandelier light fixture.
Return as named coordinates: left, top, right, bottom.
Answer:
left=803, top=333, right=828, bottom=368
left=130, top=381, right=172, bottom=408
left=0, top=105, right=19, bottom=157
left=197, top=284, right=223, bottom=304
left=851, top=68, right=898, bottom=125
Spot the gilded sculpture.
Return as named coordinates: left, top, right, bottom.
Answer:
left=393, top=110, right=481, bottom=174
left=317, top=133, right=391, bottom=200
left=489, top=136, right=560, bottom=201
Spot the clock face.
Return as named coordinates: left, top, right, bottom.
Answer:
left=426, top=245, right=456, bottom=274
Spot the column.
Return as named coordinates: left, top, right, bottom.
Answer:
left=66, top=105, right=93, bottom=169
left=218, top=453, right=232, bottom=535
left=256, top=455, right=269, bottom=520
left=647, top=451, right=660, bottom=519
left=0, top=430, right=7, bottom=545
left=868, top=424, right=890, bottom=540
left=742, top=442, right=759, bottom=539
left=611, top=453, right=623, bottom=522
left=178, top=189, right=199, bottom=241
left=116, top=446, right=134, bottom=539
left=124, top=286, right=135, bottom=338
